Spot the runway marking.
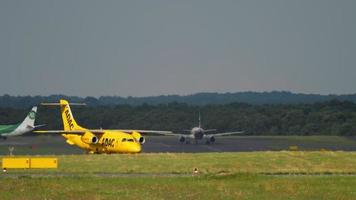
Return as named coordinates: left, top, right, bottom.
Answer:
left=1, top=172, right=193, bottom=178
left=3, top=172, right=356, bottom=178
left=262, top=172, right=356, bottom=176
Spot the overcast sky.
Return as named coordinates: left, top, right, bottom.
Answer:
left=0, top=0, right=355, bottom=97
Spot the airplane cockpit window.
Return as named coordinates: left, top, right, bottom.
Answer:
left=121, top=138, right=134, bottom=142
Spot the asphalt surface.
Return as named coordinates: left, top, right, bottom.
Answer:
left=1, top=135, right=356, bottom=155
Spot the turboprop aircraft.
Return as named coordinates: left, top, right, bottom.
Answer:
left=0, top=106, right=43, bottom=140
left=35, top=99, right=173, bottom=154
left=160, top=112, right=244, bottom=144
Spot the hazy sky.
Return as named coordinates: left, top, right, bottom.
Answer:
left=0, top=0, right=355, bottom=97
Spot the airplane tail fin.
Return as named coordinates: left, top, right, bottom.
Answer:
left=18, top=106, right=37, bottom=130
left=59, top=99, right=85, bottom=131
left=198, top=111, right=201, bottom=128
left=41, top=99, right=85, bottom=131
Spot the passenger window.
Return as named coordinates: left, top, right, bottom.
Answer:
left=122, top=138, right=127, bottom=142
left=128, top=139, right=134, bottom=142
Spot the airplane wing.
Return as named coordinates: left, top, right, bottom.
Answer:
left=34, top=130, right=105, bottom=134
left=206, top=131, right=244, bottom=137
left=204, top=129, right=217, bottom=133
left=127, top=131, right=194, bottom=138
left=142, top=132, right=194, bottom=138
left=115, top=130, right=173, bottom=135
left=35, top=129, right=173, bottom=135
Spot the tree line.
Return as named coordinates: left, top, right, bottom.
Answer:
left=1, top=100, right=356, bottom=136
left=1, top=91, right=356, bottom=108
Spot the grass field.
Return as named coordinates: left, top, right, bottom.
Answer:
left=1, top=152, right=356, bottom=199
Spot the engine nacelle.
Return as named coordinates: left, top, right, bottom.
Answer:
left=208, top=136, right=215, bottom=143
left=131, top=131, right=145, bottom=144
left=81, top=132, right=99, bottom=144
left=179, top=136, right=185, bottom=143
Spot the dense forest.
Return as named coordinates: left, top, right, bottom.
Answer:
left=1, top=91, right=356, bottom=108
left=1, top=100, right=355, bottom=136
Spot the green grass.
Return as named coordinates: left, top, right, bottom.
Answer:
left=2, top=151, right=356, bottom=174
left=1, top=152, right=356, bottom=199
left=1, top=174, right=356, bottom=200
left=61, top=151, right=356, bottom=174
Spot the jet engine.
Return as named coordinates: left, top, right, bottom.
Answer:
left=131, top=131, right=145, bottom=144
left=206, top=136, right=215, bottom=144
left=81, top=132, right=99, bottom=144
left=179, top=136, right=185, bottom=143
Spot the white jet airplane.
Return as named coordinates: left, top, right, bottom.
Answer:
left=0, top=106, right=44, bottom=140
left=162, top=112, right=244, bottom=144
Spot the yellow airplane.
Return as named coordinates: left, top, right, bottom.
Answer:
left=36, top=99, right=172, bottom=154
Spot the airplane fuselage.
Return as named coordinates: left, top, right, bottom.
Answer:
left=0, top=124, right=34, bottom=139
left=191, top=127, right=205, bottom=140
left=179, top=126, right=218, bottom=144
left=62, top=131, right=142, bottom=154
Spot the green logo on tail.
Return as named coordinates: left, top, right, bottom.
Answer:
left=28, top=111, right=36, bottom=120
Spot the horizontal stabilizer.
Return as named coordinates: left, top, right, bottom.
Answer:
left=41, top=103, right=86, bottom=106
left=26, top=123, right=45, bottom=130
left=34, top=124, right=46, bottom=129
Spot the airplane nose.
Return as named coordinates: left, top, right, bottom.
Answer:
left=133, top=144, right=142, bottom=153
